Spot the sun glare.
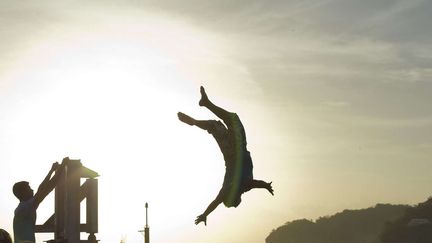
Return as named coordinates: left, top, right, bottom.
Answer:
left=3, top=15, right=228, bottom=243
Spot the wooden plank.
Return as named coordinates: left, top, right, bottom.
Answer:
left=86, top=179, right=98, bottom=233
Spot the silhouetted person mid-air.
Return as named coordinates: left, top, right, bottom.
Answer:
left=178, top=86, right=273, bottom=226
left=13, top=161, right=66, bottom=243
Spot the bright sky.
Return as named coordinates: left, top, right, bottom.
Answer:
left=0, top=1, right=431, bottom=243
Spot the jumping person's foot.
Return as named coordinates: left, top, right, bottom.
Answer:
left=178, top=112, right=196, bottom=126
left=199, top=86, right=209, bottom=107
left=266, top=182, right=274, bottom=195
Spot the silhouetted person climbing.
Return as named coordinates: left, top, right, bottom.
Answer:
left=13, top=161, right=66, bottom=243
left=178, top=86, right=273, bottom=226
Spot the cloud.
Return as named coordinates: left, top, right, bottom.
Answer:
left=322, top=101, right=350, bottom=108
left=1, top=0, right=431, bottom=117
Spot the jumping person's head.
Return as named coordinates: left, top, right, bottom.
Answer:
left=13, top=181, right=33, bottom=202
left=223, top=194, right=242, bottom=208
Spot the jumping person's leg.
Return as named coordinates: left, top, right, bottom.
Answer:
left=199, top=86, right=237, bottom=127
left=178, top=112, right=195, bottom=126
left=178, top=112, right=220, bottom=132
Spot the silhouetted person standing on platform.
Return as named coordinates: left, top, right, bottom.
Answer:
left=178, top=86, right=273, bottom=226
left=13, top=161, right=65, bottom=243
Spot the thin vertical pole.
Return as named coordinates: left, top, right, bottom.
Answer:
left=145, top=203, right=149, bottom=243
left=145, top=203, right=148, bottom=227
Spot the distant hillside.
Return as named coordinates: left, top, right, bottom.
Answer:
left=266, top=204, right=408, bottom=243
left=381, top=198, right=432, bottom=243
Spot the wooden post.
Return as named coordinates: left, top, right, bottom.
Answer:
left=65, top=159, right=81, bottom=243
left=55, top=166, right=66, bottom=242
left=86, top=178, right=98, bottom=234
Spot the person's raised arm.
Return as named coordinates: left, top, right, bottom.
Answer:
left=34, top=161, right=65, bottom=206
left=195, top=191, right=224, bottom=226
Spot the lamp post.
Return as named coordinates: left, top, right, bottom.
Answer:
left=139, top=203, right=150, bottom=243
left=145, top=203, right=149, bottom=243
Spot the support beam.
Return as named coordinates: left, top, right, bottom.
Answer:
left=35, top=157, right=99, bottom=243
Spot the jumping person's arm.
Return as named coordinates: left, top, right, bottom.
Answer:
left=34, top=161, right=65, bottom=206
left=243, top=180, right=274, bottom=195
left=195, top=191, right=224, bottom=226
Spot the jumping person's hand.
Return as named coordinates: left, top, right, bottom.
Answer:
left=195, top=214, right=207, bottom=226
